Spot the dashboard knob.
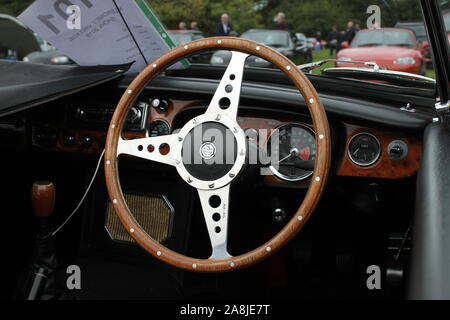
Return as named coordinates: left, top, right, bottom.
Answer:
left=74, top=107, right=85, bottom=120
left=62, top=133, right=76, bottom=147
left=127, top=107, right=142, bottom=124
left=34, top=127, right=58, bottom=147
left=80, top=135, right=94, bottom=149
left=151, top=99, right=169, bottom=113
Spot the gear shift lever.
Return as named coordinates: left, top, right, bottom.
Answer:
left=18, top=182, right=59, bottom=300
left=31, top=182, right=56, bottom=219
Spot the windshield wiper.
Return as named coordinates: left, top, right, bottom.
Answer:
left=322, top=67, right=435, bottom=83
left=297, top=59, right=435, bottom=87
left=298, top=59, right=381, bottom=73
left=387, top=43, right=413, bottom=46
left=357, top=43, right=382, bottom=47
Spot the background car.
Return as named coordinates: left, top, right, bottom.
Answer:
left=0, top=13, right=40, bottom=61
left=395, top=21, right=432, bottom=67
left=210, top=29, right=313, bottom=68
left=306, top=37, right=318, bottom=49
left=445, top=12, right=450, bottom=43
left=337, top=28, right=426, bottom=75
left=23, top=50, right=74, bottom=65
left=167, top=29, right=204, bottom=45
left=0, top=13, right=72, bottom=65
left=167, top=29, right=212, bottom=63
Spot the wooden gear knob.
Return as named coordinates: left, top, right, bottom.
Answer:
left=31, top=181, right=56, bottom=218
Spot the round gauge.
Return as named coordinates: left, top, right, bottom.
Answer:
left=267, top=124, right=316, bottom=182
left=147, top=120, right=170, bottom=137
left=348, top=133, right=381, bottom=167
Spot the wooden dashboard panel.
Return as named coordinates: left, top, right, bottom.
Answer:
left=337, top=123, right=421, bottom=179
left=35, top=97, right=422, bottom=182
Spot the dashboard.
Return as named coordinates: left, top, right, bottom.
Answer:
left=15, top=92, right=422, bottom=186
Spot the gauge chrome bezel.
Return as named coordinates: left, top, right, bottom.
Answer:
left=267, top=123, right=316, bottom=182
left=347, top=132, right=381, bottom=167
left=146, top=119, right=171, bottom=137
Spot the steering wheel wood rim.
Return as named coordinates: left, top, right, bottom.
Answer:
left=105, top=37, right=331, bottom=273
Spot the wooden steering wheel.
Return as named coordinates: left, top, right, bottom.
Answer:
left=105, top=37, right=331, bottom=273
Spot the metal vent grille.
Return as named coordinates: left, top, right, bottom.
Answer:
left=105, top=194, right=173, bottom=244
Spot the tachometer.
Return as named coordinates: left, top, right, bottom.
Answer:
left=267, top=124, right=316, bottom=182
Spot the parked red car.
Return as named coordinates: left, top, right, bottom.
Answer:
left=445, top=12, right=450, bottom=43
left=337, top=28, right=427, bottom=75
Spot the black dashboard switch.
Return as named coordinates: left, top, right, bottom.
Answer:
left=62, top=132, right=76, bottom=147
left=80, top=135, right=94, bottom=149
left=151, top=98, right=169, bottom=113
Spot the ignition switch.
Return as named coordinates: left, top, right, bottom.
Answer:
left=388, top=140, right=408, bottom=161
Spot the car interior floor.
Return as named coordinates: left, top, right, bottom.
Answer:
left=2, top=149, right=411, bottom=300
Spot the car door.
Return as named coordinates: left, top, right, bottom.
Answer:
left=408, top=0, right=450, bottom=300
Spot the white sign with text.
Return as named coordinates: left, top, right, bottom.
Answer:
left=18, top=0, right=184, bottom=74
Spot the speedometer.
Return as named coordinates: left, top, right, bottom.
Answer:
left=267, top=124, right=316, bottom=182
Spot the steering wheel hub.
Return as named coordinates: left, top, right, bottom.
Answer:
left=174, top=112, right=247, bottom=191
left=182, top=122, right=238, bottom=182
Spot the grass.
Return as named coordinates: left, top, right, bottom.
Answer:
left=294, top=48, right=436, bottom=79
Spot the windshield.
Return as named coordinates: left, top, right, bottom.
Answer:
left=0, top=0, right=440, bottom=89
left=241, top=30, right=291, bottom=47
left=351, top=30, right=415, bottom=47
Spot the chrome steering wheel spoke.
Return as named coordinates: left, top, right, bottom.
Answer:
left=205, top=51, right=249, bottom=120
left=197, top=185, right=232, bottom=260
left=117, top=134, right=179, bottom=167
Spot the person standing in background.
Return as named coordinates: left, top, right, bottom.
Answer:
left=345, top=21, right=357, bottom=45
left=217, top=14, right=233, bottom=36
left=328, top=25, right=339, bottom=57
left=190, top=21, right=199, bottom=31
left=337, top=30, right=346, bottom=53
left=178, top=21, right=187, bottom=30
left=274, top=12, right=287, bottom=30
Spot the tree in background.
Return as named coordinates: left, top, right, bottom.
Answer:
left=0, top=0, right=34, bottom=16
left=0, top=0, right=426, bottom=37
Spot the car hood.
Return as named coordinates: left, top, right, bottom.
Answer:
left=338, top=46, right=420, bottom=61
